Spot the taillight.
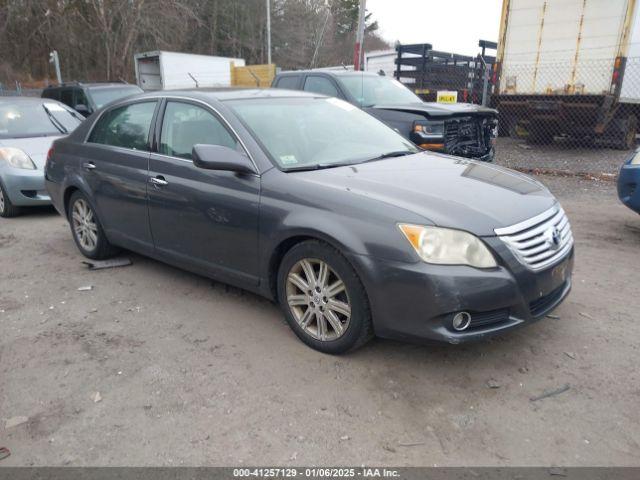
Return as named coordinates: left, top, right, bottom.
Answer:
left=45, top=146, right=54, bottom=169
left=491, top=62, right=500, bottom=85
left=611, top=56, right=624, bottom=94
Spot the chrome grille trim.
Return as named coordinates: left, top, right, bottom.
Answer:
left=495, top=204, right=574, bottom=272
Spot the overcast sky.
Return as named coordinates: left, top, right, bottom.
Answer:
left=366, top=0, right=503, bottom=56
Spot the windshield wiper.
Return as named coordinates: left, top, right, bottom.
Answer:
left=285, top=150, right=417, bottom=172
left=358, top=150, right=417, bottom=163
left=42, top=105, right=68, bottom=134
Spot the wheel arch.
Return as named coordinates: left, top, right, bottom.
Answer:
left=266, top=230, right=363, bottom=301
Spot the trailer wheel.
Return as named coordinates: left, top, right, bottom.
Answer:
left=527, top=124, right=554, bottom=145
left=608, top=115, right=637, bottom=150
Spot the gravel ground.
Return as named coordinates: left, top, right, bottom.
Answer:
left=1, top=174, right=639, bottom=467
left=495, top=137, right=632, bottom=176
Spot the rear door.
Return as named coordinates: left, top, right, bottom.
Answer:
left=147, top=99, right=260, bottom=284
left=84, top=100, right=159, bottom=250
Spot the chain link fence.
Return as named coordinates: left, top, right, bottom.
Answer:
left=394, top=51, right=640, bottom=151
left=492, top=57, right=640, bottom=151
left=0, top=82, right=42, bottom=97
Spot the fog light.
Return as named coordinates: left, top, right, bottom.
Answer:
left=452, top=311, right=472, bottom=331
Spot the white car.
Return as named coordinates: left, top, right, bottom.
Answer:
left=0, top=97, right=82, bottom=217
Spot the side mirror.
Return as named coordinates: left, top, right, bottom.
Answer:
left=74, top=104, right=90, bottom=116
left=192, top=144, right=256, bottom=174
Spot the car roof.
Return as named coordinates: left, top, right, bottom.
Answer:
left=43, top=82, right=140, bottom=90
left=135, top=88, right=320, bottom=102
left=277, top=70, right=380, bottom=78
left=0, top=96, right=61, bottom=104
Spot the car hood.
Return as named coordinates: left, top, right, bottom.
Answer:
left=0, top=135, right=63, bottom=169
left=293, top=152, right=556, bottom=236
left=373, top=102, right=497, bottom=119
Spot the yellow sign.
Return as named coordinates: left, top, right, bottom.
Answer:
left=437, top=91, right=458, bottom=104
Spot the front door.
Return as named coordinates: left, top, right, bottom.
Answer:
left=84, top=100, right=158, bottom=250
left=147, top=100, right=260, bottom=284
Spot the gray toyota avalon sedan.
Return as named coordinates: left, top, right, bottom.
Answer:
left=45, top=89, right=574, bottom=354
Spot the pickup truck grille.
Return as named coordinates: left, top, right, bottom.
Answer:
left=445, top=119, right=477, bottom=143
left=443, top=116, right=495, bottom=159
left=494, top=205, right=573, bottom=272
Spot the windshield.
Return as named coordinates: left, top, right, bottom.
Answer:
left=0, top=101, right=82, bottom=139
left=340, top=75, right=422, bottom=107
left=89, top=86, right=143, bottom=109
left=228, top=97, right=418, bottom=170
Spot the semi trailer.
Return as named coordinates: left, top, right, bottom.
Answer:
left=493, top=0, right=640, bottom=148
left=134, top=51, right=245, bottom=90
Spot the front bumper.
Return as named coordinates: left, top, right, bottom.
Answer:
left=0, top=168, right=50, bottom=207
left=618, top=163, right=640, bottom=214
left=348, top=243, right=574, bottom=344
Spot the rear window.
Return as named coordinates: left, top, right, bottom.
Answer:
left=42, top=89, right=60, bottom=101
left=275, top=76, right=301, bottom=90
left=0, top=101, right=82, bottom=138
left=87, top=86, right=144, bottom=109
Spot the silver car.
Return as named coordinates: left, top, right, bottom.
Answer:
left=0, top=97, right=82, bottom=217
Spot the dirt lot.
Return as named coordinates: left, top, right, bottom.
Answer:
left=1, top=173, right=639, bottom=467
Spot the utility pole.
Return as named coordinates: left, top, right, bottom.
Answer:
left=49, top=50, right=62, bottom=84
left=266, top=0, right=272, bottom=64
left=353, top=0, right=366, bottom=70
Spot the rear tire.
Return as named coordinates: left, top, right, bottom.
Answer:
left=277, top=240, right=373, bottom=354
left=67, top=191, right=118, bottom=259
left=607, top=115, right=637, bottom=150
left=0, top=182, right=21, bottom=218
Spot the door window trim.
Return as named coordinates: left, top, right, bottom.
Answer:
left=149, top=96, right=259, bottom=173
left=84, top=98, right=161, bottom=152
left=84, top=95, right=259, bottom=174
left=302, top=75, right=343, bottom=99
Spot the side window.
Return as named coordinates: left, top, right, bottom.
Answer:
left=303, top=76, right=339, bottom=97
left=159, top=101, right=237, bottom=160
left=88, top=102, right=156, bottom=151
left=75, top=89, right=88, bottom=108
left=275, top=76, right=301, bottom=90
left=60, top=89, right=74, bottom=107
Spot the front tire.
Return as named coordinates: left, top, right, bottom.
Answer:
left=277, top=240, right=373, bottom=354
left=0, top=182, right=21, bottom=218
left=67, top=191, right=118, bottom=259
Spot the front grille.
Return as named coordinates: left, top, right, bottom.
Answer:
left=529, top=282, right=567, bottom=317
left=495, top=205, right=573, bottom=271
left=444, top=118, right=478, bottom=143
left=444, top=116, right=495, bottom=158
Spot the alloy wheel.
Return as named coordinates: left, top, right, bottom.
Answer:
left=0, top=186, right=5, bottom=214
left=71, top=198, right=98, bottom=251
left=285, top=258, right=351, bottom=341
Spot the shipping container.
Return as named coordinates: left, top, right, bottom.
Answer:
left=494, top=0, right=640, bottom=148
left=134, top=51, right=245, bottom=90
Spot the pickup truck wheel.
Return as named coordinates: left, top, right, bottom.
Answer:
left=68, top=191, right=118, bottom=259
left=0, top=182, right=21, bottom=218
left=277, top=240, right=373, bottom=354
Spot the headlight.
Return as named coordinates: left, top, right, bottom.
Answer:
left=0, top=147, right=36, bottom=170
left=413, top=120, right=445, bottom=138
left=398, top=224, right=497, bottom=268
left=630, top=149, right=640, bottom=165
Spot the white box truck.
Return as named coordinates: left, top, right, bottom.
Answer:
left=494, top=0, right=640, bottom=148
left=134, top=51, right=245, bottom=90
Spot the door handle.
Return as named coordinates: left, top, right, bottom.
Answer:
left=150, top=176, right=168, bottom=186
left=83, top=162, right=96, bottom=171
